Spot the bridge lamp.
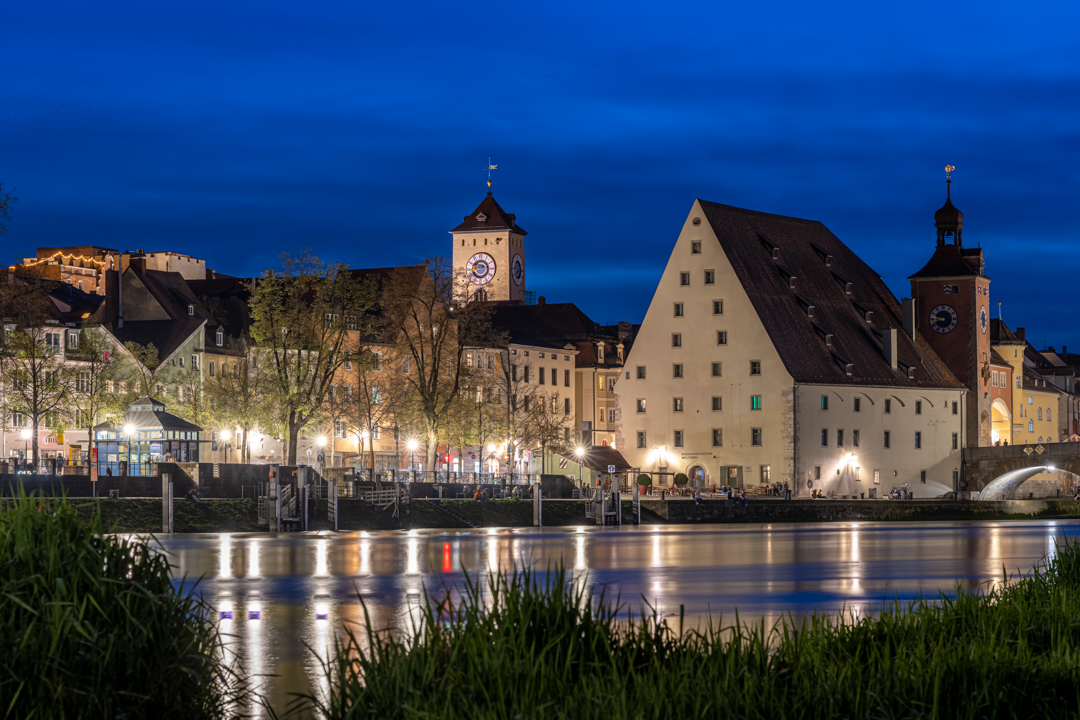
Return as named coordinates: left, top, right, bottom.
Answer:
left=1049, top=465, right=1055, bottom=472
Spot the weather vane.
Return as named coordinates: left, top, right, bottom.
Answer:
left=945, top=164, right=955, bottom=180
left=486, top=158, right=497, bottom=193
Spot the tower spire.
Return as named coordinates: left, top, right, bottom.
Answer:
left=934, top=164, right=963, bottom=247
left=486, top=158, right=497, bottom=196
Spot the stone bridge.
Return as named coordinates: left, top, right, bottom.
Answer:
left=964, top=443, right=1080, bottom=500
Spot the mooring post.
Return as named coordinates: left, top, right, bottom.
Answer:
left=161, top=473, right=173, bottom=534
left=331, top=478, right=339, bottom=531
left=616, top=481, right=622, bottom=526
left=270, top=464, right=281, bottom=532
left=633, top=480, right=641, bottom=525
left=533, top=482, right=542, bottom=527
left=298, top=466, right=309, bottom=532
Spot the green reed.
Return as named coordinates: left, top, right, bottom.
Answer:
left=306, top=540, right=1080, bottom=720
left=0, top=491, right=251, bottom=719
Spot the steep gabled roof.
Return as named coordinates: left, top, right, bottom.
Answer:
left=908, top=245, right=985, bottom=279
left=990, top=318, right=1023, bottom=345
left=491, top=302, right=602, bottom=341
left=698, top=200, right=963, bottom=389
left=450, top=193, right=528, bottom=235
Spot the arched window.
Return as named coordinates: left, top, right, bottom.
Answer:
left=1048, top=408, right=1052, bottom=422
left=1029, top=419, right=1034, bottom=432
left=1038, top=408, right=1043, bottom=421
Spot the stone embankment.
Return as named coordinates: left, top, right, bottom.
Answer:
left=30, top=497, right=1080, bottom=533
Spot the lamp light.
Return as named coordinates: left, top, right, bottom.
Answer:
left=124, top=424, right=135, bottom=437
left=220, top=430, right=231, bottom=441
left=407, top=439, right=418, bottom=452
left=20, top=428, right=31, bottom=440
left=316, top=436, right=327, bottom=448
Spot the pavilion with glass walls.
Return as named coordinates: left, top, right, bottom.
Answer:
left=93, top=397, right=203, bottom=476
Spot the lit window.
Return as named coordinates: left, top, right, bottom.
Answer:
left=637, top=399, right=646, bottom=413
left=215, top=330, right=224, bottom=346
left=915, top=431, right=922, bottom=449
left=712, top=429, right=722, bottom=447
left=673, top=398, right=684, bottom=412
left=821, top=395, right=829, bottom=410
left=751, top=395, right=761, bottom=410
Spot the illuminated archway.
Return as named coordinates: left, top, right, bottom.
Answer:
left=990, top=398, right=1011, bottom=445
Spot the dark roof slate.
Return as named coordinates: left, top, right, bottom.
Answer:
left=908, top=245, right=984, bottom=279
left=450, top=194, right=528, bottom=235
left=990, top=318, right=1022, bottom=345
left=698, top=200, right=964, bottom=389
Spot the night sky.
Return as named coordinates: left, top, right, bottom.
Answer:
left=4, top=1, right=1079, bottom=348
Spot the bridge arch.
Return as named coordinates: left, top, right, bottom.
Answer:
left=966, top=444, right=1080, bottom=499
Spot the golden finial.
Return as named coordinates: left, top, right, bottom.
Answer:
left=486, top=158, right=497, bottom=195
left=945, top=165, right=955, bottom=180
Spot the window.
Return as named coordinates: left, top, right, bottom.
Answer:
left=637, top=399, right=646, bottom=413
left=854, top=397, right=861, bottom=412
left=915, top=431, right=922, bottom=449
left=187, top=305, right=194, bottom=315
left=607, top=377, right=616, bottom=392
left=673, top=363, right=684, bottom=378
left=751, top=395, right=762, bottom=410
left=920, top=470, right=927, bottom=484
left=208, top=361, right=215, bottom=377
left=751, top=428, right=762, bottom=446
left=750, top=360, right=761, bottom=375
left=672, top=333, right=682, bottom=347
left=713, top=300, right=723, bottom=315
left=1029, top=419, right=1034, bottom=432
left=608, top=408, right=615, bottom=422
left=952, top=401, right=958, bottom=415
left=191, top=356, right=198, bottom=370
left=372, top=387, right=382, bottom=405
left=717, top=331, right=727, bottom=345
left=674, top=303, right=684, bottom=317
left=11, top=412, right=26, bottom=428
left=712, top=362, right=722, bottom=377
left=524, top=366, right=531, bottom=382
left=540, top=367, right=546, bottom=384
left=952, top=432, right=959, bottom=450
left=815, top=466, right=821, bottom=480
left=215, top=330, right=223, bottom=347
left=565, top=398, right=571, bottom=415
left=915, top=401, right=922, bottom=415
left=66, top=331, right=79, bottom=350
left=637, top=431, right=647, bottom=448
left=636, top=366, right=646, bottom=379
left=821, top=429, right=828, bottom=447
left=992, top=371, right=998, bottom=387
left=673, top=397, right=684, bottom=412
left=564, top=369, right=571, bottom=387
left=853, top=429, right=860, bottom=447
left=539, top=352, right=545, bottom=358
left=1048, top=408, right=1052, bottom=421
left=884, top=399, right=891, bottom=414
left=691, top=241, right=701, bottom=254
left=680, top=272, right=690, bottom=286
left=837, top=429, right=844, bottom=447
left=598, top=376, right=604, bottom=390
left=821, top=395, right=829, bottom=410
left=335, top=420, right=346, bottom=439
left=704, top=270, right=715, bottom=284
left=884, top=430, right=891, bottom=448
left=1038, top=407, right=1043, bottom=421
left=1016, top=376, right=1021, bottom=389
left=674, top=430, right=684, bottom=448
left=712, top=396, right=722, bottom=411
left=712, top=429, right=722, bottom=447
left=1029, top=396, right=1033, bottom=405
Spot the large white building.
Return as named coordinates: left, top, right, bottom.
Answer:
left=615, top=199, right=966, bottom=498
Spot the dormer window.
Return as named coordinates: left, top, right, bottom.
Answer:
left=476, top=212, right=487, bottom=223
left=187, top=305, right=194, bottom=316
left=215, top=330, right=224, bottom=347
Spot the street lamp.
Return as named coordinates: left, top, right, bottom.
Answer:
left=316, top=435, right=327, bottom=470
left=20, top=428, right=31, bottom=468
left=407, top=439, right=418, bottom=475
left=124, top=424, right=136, bottom=476
left=220, top=429, right=231, bottom=463
left=575, top=446, right=585, bottom=489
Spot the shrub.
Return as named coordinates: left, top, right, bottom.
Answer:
left=636, top=473, right=651, bottom=486
left=673, top=472, right=689, bottom=485
left=0, top=491, right=251, bottom=719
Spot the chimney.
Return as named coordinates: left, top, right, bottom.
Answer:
left=1064, top=345, right=1068, bottom=357
left=538, top=296, right=546, bottom=306
left=883, top=328, right=899, bottom=370
left=1016, top=327, right=1026, bottom=343
left=901, top=298, right=916, bottom=340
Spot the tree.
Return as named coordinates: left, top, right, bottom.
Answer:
left=340, top=345, right=404, bottom=477
left=0, top=180, right=17, bottom=235
left=203, top=351, right=273, bottom=463
left=0, top=290, right=76, bottom=464
left=522, top=390, right=575, bottom=474
left=382, top=259, right=498, bottom=470
left=70, top=326, right=123, bottom=465
left=248, top=251, right=376, bottom=465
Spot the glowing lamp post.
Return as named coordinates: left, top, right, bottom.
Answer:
left=575, top=446, right=585, bottom=488
left=124, top=424, right=136, bottom=475
left=220, top=429, right=231, bottom=463
left=20, top=428, right=31, bottom=467
left=407, top=439, right=419, bottom=476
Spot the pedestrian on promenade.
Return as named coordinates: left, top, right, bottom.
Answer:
left=693, top=490, right=703, bottom=505
left=784, top=482, right=791, bottom=500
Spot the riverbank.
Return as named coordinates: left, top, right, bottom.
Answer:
left=40, top=496, right=1080, bottom=532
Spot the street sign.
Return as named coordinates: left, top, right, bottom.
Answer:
left=607, top=465, right=615, bottom=473
left=317, top=454, right=324, bottom=463
left=559, top=457, right=568, bottom=469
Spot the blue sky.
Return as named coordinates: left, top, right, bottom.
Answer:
left=3, top=0, right=1079, bottom=348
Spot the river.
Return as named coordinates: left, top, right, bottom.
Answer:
left=159, top=520, right=1080, bottom=715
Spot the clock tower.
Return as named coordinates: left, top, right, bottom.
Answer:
left=450, top=180, right=527, bottom=303
left=908, top=169, right=992, bottom=448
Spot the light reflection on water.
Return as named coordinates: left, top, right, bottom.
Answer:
left=158, top=520, right=1080, bottom=717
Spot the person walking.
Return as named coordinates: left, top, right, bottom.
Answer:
left=783, top=482, right=791, bottom=500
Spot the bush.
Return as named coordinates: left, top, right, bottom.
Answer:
left=673, top=472, right=689, bottom=485
left=0, top=491, right=250, bottom=719
left=306, top=543, right=1080, bottom=720
left=636, top=473, right=651, bottom=486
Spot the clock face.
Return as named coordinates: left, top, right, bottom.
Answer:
left=980, top=306, right=988, bottom=334
left=929, top=304, right=958, bottom=334
left=511, top=254, right=524, bottom=286
left=467, top=253, right=496, bottom=286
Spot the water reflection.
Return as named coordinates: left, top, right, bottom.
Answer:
left=160, top=520, right=1080, bottom=717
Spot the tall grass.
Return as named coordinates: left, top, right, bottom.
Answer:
left=308, top=543, right=1080, bottom=719
left=0, top=491, right=251, bottom=719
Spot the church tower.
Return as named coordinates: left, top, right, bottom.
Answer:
left=908, top=167, right=992, bottom=448
left=450, top=177, right=527, bottom=303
